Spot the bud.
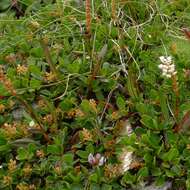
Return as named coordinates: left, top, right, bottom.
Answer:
left=170, top=43, right=177, bottom=54
left=36, top=150, right=45, bottom=158
left=0, top=104, right=5, bottom=113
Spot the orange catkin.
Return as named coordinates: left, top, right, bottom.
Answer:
left=112, top=0, right=116, bottom=20
left=85, top=0, right=91, bottom=36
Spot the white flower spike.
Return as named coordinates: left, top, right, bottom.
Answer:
left=119, top=148, right=133, bottom=174
left=158, top=56, right=177, bottom=78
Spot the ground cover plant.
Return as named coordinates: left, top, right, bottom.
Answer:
left=1, top=0, right=190, bottom=189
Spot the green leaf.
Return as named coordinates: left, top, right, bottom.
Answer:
left=89, top=173, right=98, bottom=183
left=141, top=131, right=161, bottom=149
left=63, top=153, right=74, bottom=165
left=136, top=103, right=156, bottom=116
left=86, top=143, right=94, bottom=154
left=137, top=167, right=149, bottom=180
left=0, top=115, right=5, bottom=125
left=30, top=78, right=41, bottom=89
left=47, top=145, right=62, bottom=155
left=165, top=169, right=175, bottom=177
left=76, top=150, right=89, bottom=159
left=59, top=98, right=75, bottom=111
left=0, top=133, right=7, bottom=145
left=66, top=60, right=81, bottom=73
left=121, top=172, right=136, bottom=185
left=143, top=153, right=153, bottom=165
left=166, top=131, right=178, bottom=144
left=0, top=84, right=9, bottom=96
left=16, top=147, right=28, bottom=160
left=7, top=67, right=16, bottom=79
left=186, top=179, right=190, bottom=189
left=102, top=184, right=112, bottom=190
left=162, top=148, right=179, bottom=162
left=0, top=145, right=11, bottom=153
left=159, top=90, right=169, bottom=121
left=116, top=96, right=126, bottom=111
left=151, top=167, right=162, bottom=176
left=29, top=64, right=41, bottom=76
left=141, top=115, right=158, bottom=130
left=30, top=47, right=43, bottom=58
left=126, top=68, right=138, bottom=99
left=155, top=175, right=166, bottom=186
left=16, top=143, right=36, bottom=160
left=0, top=0, right=10, bottom=11
left=28, top=143, right=37, bottom=154
left=53, top=128, right=67, bottom=146
left=80, top=99, right=96, bottom=114
left=70, top=184, right=83, bottom=190
left=91, top=184, right=101, bottom=190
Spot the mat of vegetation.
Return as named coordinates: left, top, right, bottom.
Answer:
left=1, top=0, right=190, bottom=189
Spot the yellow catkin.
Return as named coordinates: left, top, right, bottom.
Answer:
left=8, top=159, right=17, bottom=172
left=3, top=175, right=12, bottom=186
left=23, top=164, right=32, bottom=177
left=16, top=65, right=28, bottom=74
left=81, top=128, right=93, bottom=141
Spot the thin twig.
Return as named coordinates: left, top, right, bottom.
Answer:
left=54, top=74, right=71, bottom=100
left=100, top=83, right=119, bottom=121
left=172, top=75, right=179, bottom=120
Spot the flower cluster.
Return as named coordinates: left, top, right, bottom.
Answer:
left=118, top=148, right=133, bottom=174
left=67, top=108, right=85, bottom=118
left=81, top=128, right=93, bottom=142
left=16, top=183, right=36, bottom=190
left=0, top=66, right=16, bottom=95
left=89, top=99, right=97, bottom=113
left=2, top=123, right=17, bottom=139
left=88, top=153, right=106, bottom=166
left=16, top=64, right=28, bottom=74
left=44, top=72, right=56, bottom=83
left=3, top=176, right=12, bottom=186
left=22, top=164, right=32, bottom=177
left=8, top=159, right=17, bottom=172
left=158, top=56, right=177, bottom=78
left=104, top=164, right=121, bottom=179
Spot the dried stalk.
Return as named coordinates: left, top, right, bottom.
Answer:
left=40, top=39, right=59, bottom=79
